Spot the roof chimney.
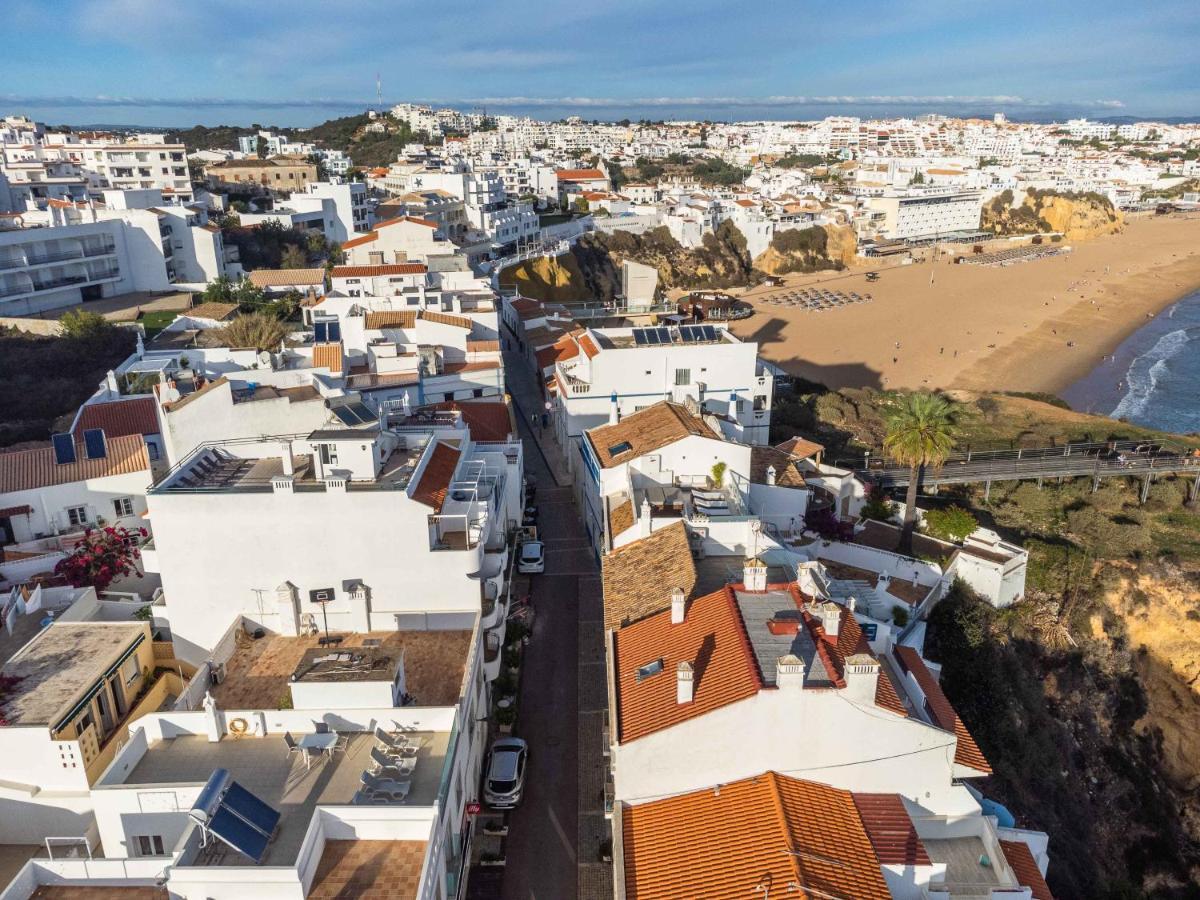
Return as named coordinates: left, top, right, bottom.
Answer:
left=676, top=661, right=694, bottom=705
left=843, top=653, right=880, bottom=705
left=819, top=601, right=841, bottom=639
left=776, top=654, right=805, bottom=690
left=743, top=557, right=767, bottom=592
left=640, top=496, right=652, bottom=537
left=281, top=441, right=294, bottom=476
left=670, top=587, right=686, bottom=624
left=766, top=464, right=776, bottom=486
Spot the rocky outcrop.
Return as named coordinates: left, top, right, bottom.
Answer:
left=983, top=188, right=1123, bottom=241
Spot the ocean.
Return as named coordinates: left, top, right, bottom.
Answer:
left=1062, top=290, right=1200, bottom=436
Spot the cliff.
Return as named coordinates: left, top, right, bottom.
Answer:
left=753, top=224, right=856, bottom=275
left=983, top=188, right=1123, bottom=242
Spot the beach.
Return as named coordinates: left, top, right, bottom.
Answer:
left=727, top=215, right=1200, bottom=397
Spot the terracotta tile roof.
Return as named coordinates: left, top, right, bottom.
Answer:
left=410, top=441, right=460, bottom=508
left=536, top=334, right=580, bottom=370
left=441, top=360, right=501, bottom=374
left=341, top=232, right=378, bottom=249
left=586, top=402, right=718, bottom=469
left=426, top=401, right=513, bottom=442
left=613, top=584, right=760, bottom=743
left=466, top=339, right=500, bottom=353
left=421, top=310, right=472, bottom=330
left=346, top=372, right=420, bottom=391
left=852, top=793, right=931, bottom=865
left=247, top=268, right=325, bottom=288
left=365, top=310, right=417, bottom=329
left=0, top=504, right=33, bottom=517
left=312, top=342, right=344, bottom=374
left=378, top=215, right=438, bottom=229
left=894, top=645, right=990, bottom=773
left=308, top=839, right=427, bottom=899
left=0, top=433, right=150, bottom=493
left=73, top=397, right=159, bottom=439
left=1000, top=840, right=1055, bottom=900
left=603, top=521, right=697, bottom=629
left=776, top=436, right=825, bottom=460
left=331, top=264, right=427, bottom=278
left=750, top=445, right=807, bottom=488
left=556, top=168, right=606, bottom=181
left=183, top=301, right=238, bottom=322
left=608, top=499, right=634, bottom=539
left=621, top=772, right=891, bottom=900
left=577, top=333, right=600, bottom=359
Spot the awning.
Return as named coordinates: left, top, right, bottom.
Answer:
left=0, top=505, right=32, bottom=518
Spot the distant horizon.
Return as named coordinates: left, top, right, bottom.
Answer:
left=8, top=98, right=1200, bottom=133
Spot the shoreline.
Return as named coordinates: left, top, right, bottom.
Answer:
left=729, top=215, right=1200, bottom=398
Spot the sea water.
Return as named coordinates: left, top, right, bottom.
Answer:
left=1062, top=290, right=1200, bottom=436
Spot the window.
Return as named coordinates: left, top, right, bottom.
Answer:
left=112, top=497, right=134, bottom=517
left=674, top=368, right=691, bottom=386
left=67, top=505, right=88, bottom=527
left=147, top=442, right=160, bottom=461
left=473, top=388, right=484, bottom=398
left=318, top=444, right=339, bottom=466
left=735, top=399, right=745, bottom=414
left=753, top=394, right=767, bottom=412
left=135, top=835, right=165, bottom=857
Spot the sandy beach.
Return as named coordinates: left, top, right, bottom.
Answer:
left=727, top=215, right=1200, bottom=396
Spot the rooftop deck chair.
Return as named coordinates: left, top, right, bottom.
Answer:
left=360, top=771, right=411, bottom=802
left=369, top=746, right=415, bottom=779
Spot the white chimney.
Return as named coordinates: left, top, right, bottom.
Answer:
left=609, top=390, right=619, bottom=425
left=105, top=369, right=119, bottom=398
left=640, top=496, right=652, bottom=537
left=776, top=654, right=805, bottom=690
left=676, top=661, right=694, bottom=704
left=743, top=558, right=767, bottom=592
left=843, top=654, right=880, bottom=705
left=670, top=587, right=687, bottom=624
left=766, top=464, right=776, bottom=486
left=281, top=441, right=295, bottom=476
left=819, top=601, right=841, bottom=638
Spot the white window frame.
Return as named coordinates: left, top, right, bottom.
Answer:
left=112, top=497, right=134, bottom=518
left=66, top=505, right=88, bottom=527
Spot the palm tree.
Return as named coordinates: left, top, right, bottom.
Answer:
left=883, top=392, right=959, bottom=553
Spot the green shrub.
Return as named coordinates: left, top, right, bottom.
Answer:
left=892, top=605, right=909, bottom=627
left=923, top=506, right=978, bottom=542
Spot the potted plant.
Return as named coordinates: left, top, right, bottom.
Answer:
left=480, top=851, right=506, bottom=867
left=495, top=705, right=517, bottom=734
left=599, top=838, right=613, bottom=863
left=483, top=820, right=509, bottom=837
left=710, top=461, right=727, bottom=488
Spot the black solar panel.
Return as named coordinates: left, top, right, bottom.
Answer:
left=314, top=322, right=328, bottom=342
left=679, top=326, right=697, bottom=342
left=332, top=407, right=360, bottom=426
left=346, top=402, right=373, bottom=422
left=52, top=433, right=76, bottom=465
left=643, top=328, right=660, bottom=345
left=701, top=325, right=717, bottom=341
left=327, top=321, right=341, bottom=342
left=633, top=329, right=647, bottom=346
left=83, top=428, right=107, bottom=460
left=656, top=327, right=671, bottom=343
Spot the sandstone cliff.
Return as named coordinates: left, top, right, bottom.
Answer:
left=983, top=188, right=1123, bottom=241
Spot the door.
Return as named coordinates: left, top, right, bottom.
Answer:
left=0, top=517, right=14, bottom=546
left=96, top=687, right=115, bottom=735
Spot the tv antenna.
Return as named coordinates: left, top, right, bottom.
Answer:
left=376, top=73, right=383, bottom=111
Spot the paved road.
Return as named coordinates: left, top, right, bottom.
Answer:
left=501, top=413, right=584, bottom=900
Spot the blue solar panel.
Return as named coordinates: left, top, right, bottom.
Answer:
left=701, top=325, right=717, bottom=341
left=314, top=322, right=328, bottom=342
left=633, top=329, right=647, bottom=346
left=208, top=805, right=271, bottom=864
left=346, top=402, right=373, bottom=423
left=332, top=407, right=360, bottom=426
left=51, top=433, right=77, bottom=465
left=221, top=782, right=282, bottom=838
left=656, top=327, right=672, bottom=343
left=643, top=328, right=659, bottom=345
left=83, top=428, right=107, bottom=460
left=327, top=321, right=341, bottom=342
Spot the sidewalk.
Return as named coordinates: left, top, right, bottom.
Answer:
left=503, top=351, right=570, bottom=487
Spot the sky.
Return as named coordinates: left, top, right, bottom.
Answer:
left=2, top=0, right=1197, bottom=127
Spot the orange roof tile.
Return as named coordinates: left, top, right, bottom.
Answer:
left=426, top=401, right=513, bottom=442
left=72, top=398, right=159, bottom=439
left=621, top=772, right=891, bottom=900
left=894, top=645, right=990, bottom=773
left=556, top=168, right=606, bottom=181
left=613, top=585, right=760, bottom=743
left=602, top=521, right=697, bottom=630
left=999, top=840, right=1055, bottom=900
left=421, top=310, right=472, bottom=330
left=247, top=268, right=326, bottom=288
left=332, top=264, right=427, bottom=278
left=364, top=310, right=417, bottom=330
left=466, top=339, right=500, bottom=353
left=535, top=334, right=580, bottom=370
left=312, top=342, right=344, bottom=374
left=378, top=215, right=438, bottom=230
left=0, top=434, right=150, bottom=493
left=410, top=441, right=460, bottom=508
left=852, top=793, right=931, bottom=865
left=585, top=402, right=718, bottom=469
left=577, top=333, right=600, bottom=359
left=341, top=232, right=378, bottom=249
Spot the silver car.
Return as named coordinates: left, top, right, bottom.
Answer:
left=483, top=737, right=528, bottom=809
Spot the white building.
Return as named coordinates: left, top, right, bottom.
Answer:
left=292, top=179, right=373, bottom=243
left=864, top=189, right=984, bottom=240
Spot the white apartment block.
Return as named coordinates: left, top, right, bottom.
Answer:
left=864, top=189, right=984, bottom=240
left=292, top=179, right=373, bottom=243
left=549, top=323, right=773, bottom=451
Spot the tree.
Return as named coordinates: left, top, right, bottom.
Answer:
left=58, top=310, right=112, bottom=340
left=883, top=392, right=959, bottom=553
left=54, top=525, right=148, bottom=592
left=924, top=505, right=977, bottom=542
left=279, top=244, right=307, bottom=269
left=859, top=485, right=895, bottom=523
left=213, top=313, right=287, bottom=350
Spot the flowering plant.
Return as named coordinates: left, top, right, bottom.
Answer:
left=54, top=525, right=148, bottom=591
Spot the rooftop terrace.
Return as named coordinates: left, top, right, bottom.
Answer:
left=308, top=839, right=427, bottom=899
left=211, top=630, right=471, bottom=711
left=126, top=730, right=449, bottom=867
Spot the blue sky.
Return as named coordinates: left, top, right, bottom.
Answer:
left=2, top=0, right=1197, bottom=126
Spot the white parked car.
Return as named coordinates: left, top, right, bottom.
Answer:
left=517, top=541, right=544, bottom=574
left=483, top=737, right=528, bottom=809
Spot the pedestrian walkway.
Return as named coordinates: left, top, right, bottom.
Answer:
left=503, top=350, right=570, bottom=487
